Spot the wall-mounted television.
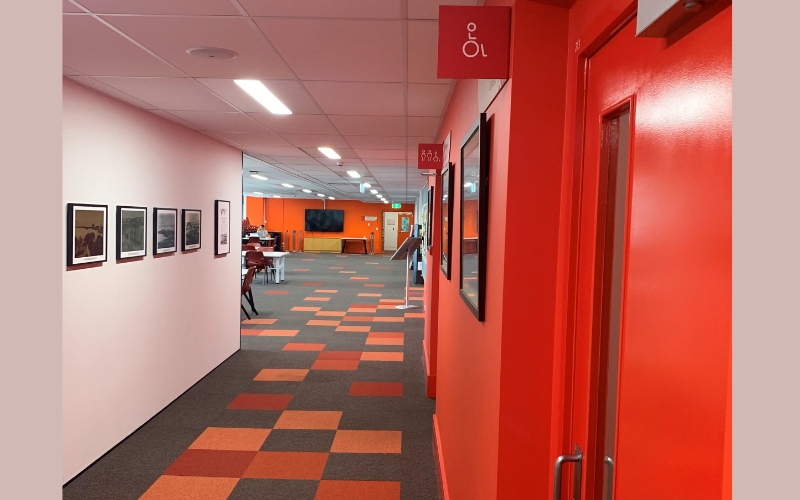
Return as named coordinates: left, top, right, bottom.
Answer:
left=305, top=209, right=344, bottom=232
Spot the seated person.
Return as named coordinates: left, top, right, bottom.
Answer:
left=257, top=225, right=269, bottom=238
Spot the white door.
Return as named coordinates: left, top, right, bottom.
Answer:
left=383, top=212, right=398, bottom=251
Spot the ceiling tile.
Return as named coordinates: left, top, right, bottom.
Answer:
left=303, top=81, right=404, bottom=116
left=167, top=111, right=268, bottom=132
left=408, top=83, right=451, bottom=116
left=408, top=116, right=440, bottom=136
left=281, top=134, right=350, bottom=149
left=254, top=18, right=403, bottom=82
left=249, top=114, right=337, bottom=134
left=66, top=76, right=158, bottom=109
left=364, top=160, right=407, bottom=168
left=75, top=0, right=241, bottom=15
left=102, top=16, right=293, bottom=80
left=208, top=131, right=292, bottom=147
left=63, top=1, right=83, bottom=13
left=63, top=15, right=182, bottom=77
left=270, top=156, right=323, bottom=166
left=408, top=20, right=452, bottom=84
left=407, top=0, right=479, bottom=20
left=344, top=136, right=406, bottom=149
left=240, top=0, right=401, bottom=18
left=329, top=116, right=405, bottom=136
left=248, top=146, right=309, bottom=157
left=148, top=110, right=203, bottom=130
left=355, top=149, right=406, bottom=160
left=197, top=79, right=322, bottom=115
left=92, top=77, right=235, bottom=111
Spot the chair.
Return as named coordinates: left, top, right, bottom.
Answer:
left=248, top=236, right=261, bottom=244
left=243, top=243, right=259, bottom=251
left=262, top=247, right=276, bottom=281
left=241, top=267, right=258, bottom=319
left=245, top=250, right=268, bottom=284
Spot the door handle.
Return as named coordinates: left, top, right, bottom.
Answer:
left=553, top=444, right=583, bottom=500
left=604, top=456, right=614, bottom=500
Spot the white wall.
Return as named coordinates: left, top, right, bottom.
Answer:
left=62, top=79, right=242, bottom=482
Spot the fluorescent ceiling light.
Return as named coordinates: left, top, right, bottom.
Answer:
left=234, top=80, right=291, bottom=114
left=273, top=195, right=281, bottom=198
left=253, top=192, right=263, bottom=195
left=317, top=193, right=326, bottom=197
left=302, top=189, right=312, bottom=193
left=383, top=200, right=389, bottom=204
left=318, top=147, right=341, bottom=159
left=250, top=174, right=267, bottom=180
left=328, top=196, right=335, bottom=200
left=464, top=182, right=472, bottom=187
left=363, top=183, right=372, bottom=188
left=281, top=183, right=294, bottom=188
left=347, top=171, right=361, bottom=178
left=370, top=189, right=378, bottom=194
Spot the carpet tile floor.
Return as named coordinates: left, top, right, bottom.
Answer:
left=63, top=252, right=437, bottom=500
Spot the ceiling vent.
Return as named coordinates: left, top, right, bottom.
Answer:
left=186, top=47, right=239, bottom=60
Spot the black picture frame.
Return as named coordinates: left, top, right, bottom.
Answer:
left=459, top=113, right=490, bottom=321
left=427, top=185, right=435, bottom=250
left=116, top=205, right=147, bottom=260
left=440, top=163, right=454, bottom=280
left=215, top=200, right=231, bottom=255
left=153, top=207, right=178, bottom=255
left=181, top=209, right=202, bottom=251
left=67, top=203, right=108, bottom=266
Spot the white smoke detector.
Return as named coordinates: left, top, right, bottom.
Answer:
left=186, top=47, right=239, bottom=60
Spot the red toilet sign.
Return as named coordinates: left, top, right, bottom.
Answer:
left=418, top=143, right=444, bottom=170
left=437, top=6, right=511, bottom=79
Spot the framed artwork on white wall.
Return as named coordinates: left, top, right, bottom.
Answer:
left=67, top=203, right=108, bottom=266
left=116, top=206, right=147, bottom=260
left=153, top=208, right=177, bottom=255
left=181, top=209, right=201, bottom=251
left=215, top=200, right=231, bottom=255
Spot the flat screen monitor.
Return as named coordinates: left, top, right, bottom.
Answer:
left=305, top=209, right=344, bottom=232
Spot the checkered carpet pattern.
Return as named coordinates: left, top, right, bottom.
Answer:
left=63, top=252, right=436, bottom=500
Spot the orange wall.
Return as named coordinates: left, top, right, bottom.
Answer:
left=259, top=197, right=414, bottom=253
left=245, top=196, right=265, bottom=227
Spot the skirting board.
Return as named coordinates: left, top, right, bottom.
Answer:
left=432, top=414, right=450, bottom=500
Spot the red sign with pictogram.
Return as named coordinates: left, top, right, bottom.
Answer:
left=418, top=143, right=444, bottom=170
left=437, top=6, right=511, bottom=79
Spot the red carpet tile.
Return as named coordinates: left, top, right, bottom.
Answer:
left=330, top=430, right=402, bottom=454
left=311, top=359, right=360, bottom=371
left=367, top=332, right=404, bottom=339
left=283, top=343, right=326, bottom=351
left=317, top=351, right=362, bottom=360
left=302, top=258, right=315, bottom=261
left=241, top=329, right=262, bottom=336
left=264, top=291, right=290, bottom=294
left=139, top=476, right=239, bottom=500
left=305, top=297, right=331, bottom=302
left=164, top=449, right=257, bottom=478
left=257, top=330, right=300, bottom=336
left=303, top=282, right=324, bottom=286
left=315, top=289, right=338, bottom=293
left=242, top=451, right=329, bottom=480
left=306, top=320, right=341, bottom=326
left=274, top=411, right=342, bottom=430
left=359, top=293, right=382, bottom=297
left=254, top=369, right=308, bottom=381
left=241, top=318, right=277, bottom=324
left=292, top=306, right=321, bottom=312
left=336, top=325, right=371, bottom=332
left=349, top=277, right=369, bottom=280
left=404, top=313, right=424, bottom=318
left=350, top=304, right=379, bottom=308
left=379, top=299, right=404, bottom=304
left=227, top=394, right=293, bottom=410
left=361, top=352, right=404, bottom=362
left=347, top=308, right=377, bottom=314
left=349, top=382, right=403, bottom=397
left=189, top=428, right=272, bottom=451
left=339, top=271, right=356, bottom=274
left=364, top=284, right=385, bottom=287
left=314, top=480, right=401, bottom=500
left=316, top=311, right=346, bottom=317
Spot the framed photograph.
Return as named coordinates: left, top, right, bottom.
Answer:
left=459, top=113, right=490, bottom=321
left=427, top=185, right=435, bottom=249
left=153, top=208, right=178, bottom=255
left=440, top=164, right=454, bottom=280
left=182, top=209, right=202, bottom=251
left=215, top=200, right=231, bottom=255
left=67, top=203, right=108, bottom=266
left=116, top=206, right=147, bottom=260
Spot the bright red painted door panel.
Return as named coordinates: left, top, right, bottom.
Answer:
left=568, top=7, right=731, bottom=500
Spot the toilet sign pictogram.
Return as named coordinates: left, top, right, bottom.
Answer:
left=437, top=6, right=511, bottom=79
left=418, top=143, right=444, bottom=170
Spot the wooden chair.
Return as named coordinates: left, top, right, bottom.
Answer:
left=241, top=267, right=258, bottom=319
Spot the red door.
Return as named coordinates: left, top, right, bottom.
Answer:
left=561, top=7, right=731, bottom=500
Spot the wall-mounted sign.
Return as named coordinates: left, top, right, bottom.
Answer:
left=437, top=6, right=511, bottom=79
left=392, top=203, right=402, bottom=209
left=361, top=216, right=377, bottom=221
left=443, top=131, right=452, bottom=166
left=418, top=143, right=444, bottom=170
left=478, top=78, right=507, bottom=112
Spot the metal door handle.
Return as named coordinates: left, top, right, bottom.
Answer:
left=553, top=444, right=583, bottom=500
left=604, top=456, right=614, bottom=500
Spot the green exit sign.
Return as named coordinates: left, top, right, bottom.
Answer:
left=391, top=203, right=401, bottom=209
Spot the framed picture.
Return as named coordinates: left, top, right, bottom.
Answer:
left=116, top=206, right=147, bottom=260
left=153, top=208, right=178, bottom=255
left=67, top=203, right=108, bottom=266
left=215, top=200, right=231, bottom=255
left=440, top=163, right=454, bottom=279
left=182, top=209, right=202, bottom=251
left=459, top=113, right=490, bottom=321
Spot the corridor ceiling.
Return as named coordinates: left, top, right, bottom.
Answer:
left=63, top=0, right=482, bottom=203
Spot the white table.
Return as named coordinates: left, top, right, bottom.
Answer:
left=242, top=251, right=290, bottom=284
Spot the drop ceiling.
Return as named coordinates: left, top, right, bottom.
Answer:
left=63, top=0, right=482, bottom=203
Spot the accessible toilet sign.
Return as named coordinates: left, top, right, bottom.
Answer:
left=437, top=5, right=511, bottom=79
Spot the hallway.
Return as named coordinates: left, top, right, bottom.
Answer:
left=63, top=252, right=437, bottom=500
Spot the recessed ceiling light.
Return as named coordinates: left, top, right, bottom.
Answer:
left=302, top=189, right=312, bottom=193
left=318, top=147, right=341, bottom=159
left=250, top=174, right=267, bottom=180
left=317, top=193, right=326, bottom=197
left=328, top=196, right=335, bottom=200
left=383, top=200, right=389, bottom=204
left=253, top=192, right=263, bottom=195
left=347, top=171, right=361, bottom=178
left=363, top=183, right=372, bottom=188
left=370, top=189, right=378, bottom=194
left=273, top=195, right=281, bottom=198
left=234, top=80, right=291, bottom=115
left=281, top=183, right=294, bottom=188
